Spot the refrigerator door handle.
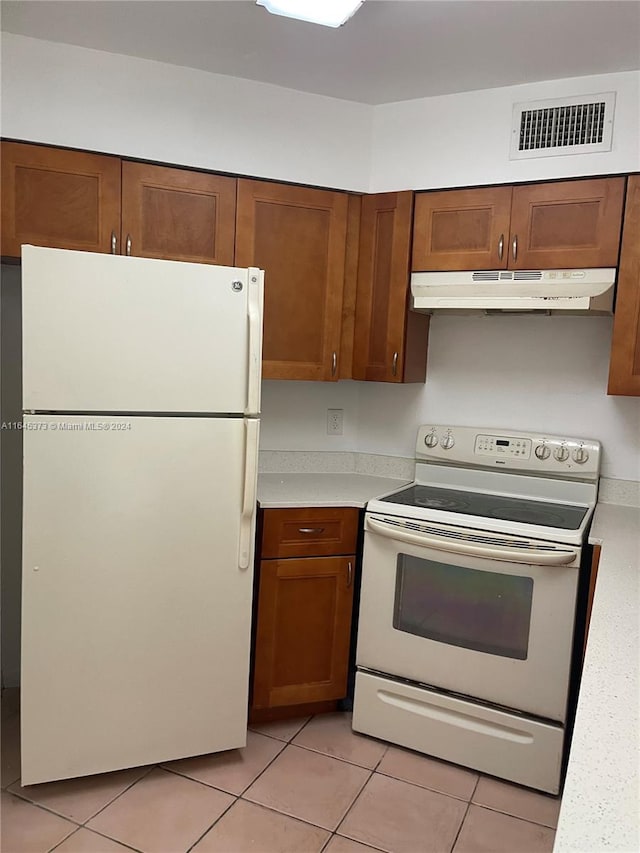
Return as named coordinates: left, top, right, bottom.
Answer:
left=238, top=418, right=260, bottom=570
left=246, top=269, right=264, bottom=416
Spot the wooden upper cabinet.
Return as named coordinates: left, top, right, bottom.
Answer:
left=353, top=191, right=429, bottom=382
left=235, top=179, right=349, bottom=381
left=608, top=175, right=640, bottom=396
left=509, top=178, right=625, bottom=269
left=252, top=556, right=354, bottom=709
left=120, top=162, right=236, bottom=264
left=412, top=186, right=512, bottom=271
left=1, top=141, right=121, bottom=258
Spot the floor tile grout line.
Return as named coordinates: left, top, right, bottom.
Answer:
left=80, top=764, right=158, bottom=827
left=468, top=775, right=560, bottom=830
left=45, top=824, right=82, bottom=853
left=333, top=826, right=392, bottom=853
left=46, top=824, right=144, bottom=853
left=471, top=803, right=561, bottom=833
left=285, top=739, right=387, bottom=772
left=332, top=765, right=376, bottom=837
left=239, top=791, right=340, bottom=835
left=373, top=766, right=478, bottom=804
left=2, top=789, right=84, bottom=828
left=5, top=763, right=158, bottom=830
left=184, top=792, right=240, bottom=853
left=448, top=799, right=473, bottom=853
left=469, top=800, right=560, bottom=830
left=247, top=716, right=311, bottom=744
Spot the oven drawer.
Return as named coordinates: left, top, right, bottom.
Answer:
left=261, top=507, right=359, bottom=559
left=353, top=671, right=564, bottom=794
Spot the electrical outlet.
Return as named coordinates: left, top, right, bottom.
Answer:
left=327, top=408, right=344, bottom=435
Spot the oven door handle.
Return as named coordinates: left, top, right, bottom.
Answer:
left=366, top=517, right=577, bottom=566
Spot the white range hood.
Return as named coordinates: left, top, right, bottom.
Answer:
left=411, top=268, right=616, bottom=314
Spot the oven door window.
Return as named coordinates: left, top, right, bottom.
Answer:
left=393, top=553, right=534, bottom=660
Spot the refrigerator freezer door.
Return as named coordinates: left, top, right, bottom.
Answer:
left=21, top=415, right=258, bottom=784
left=21, top=246, right=263, bottom=415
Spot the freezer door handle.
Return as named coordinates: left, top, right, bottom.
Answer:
left=238, top=418, right=260, bottom=569
left=246, top=269, right=264, bottom=416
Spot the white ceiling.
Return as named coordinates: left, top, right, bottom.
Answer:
left=2, top=0, right=639, bottom=105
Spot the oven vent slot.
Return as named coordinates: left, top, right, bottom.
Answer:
left=472, top=272, right=500, bottom=282
left=513, top=271, right=543, bottom=281
left=389, top=518, right=568, bottom=552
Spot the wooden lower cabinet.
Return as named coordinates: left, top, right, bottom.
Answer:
left=251, top=506, right=359, bottom=715
left=608, top=175, right=640, bottom=396
left=1, top=141, right=121, bottom=258
left=252, top=556, right=355, bottom=709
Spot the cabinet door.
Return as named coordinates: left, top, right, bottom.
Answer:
left=509, top=178, right=625, bottom=270
left=412, top=186, right=512, bottom=271
left=252, top=556, right=354, bottom=708
left=1, top=141, right=121, bottom=258
left=353, top=192, right=429, bottom=382
left=608, top=176, right=640, bottom=396
left=121, top=162, right=236, bottom=264
left=235, top=180, right=348, bottom=381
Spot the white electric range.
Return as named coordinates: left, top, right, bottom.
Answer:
left=353, top=424, right=600, bottom=794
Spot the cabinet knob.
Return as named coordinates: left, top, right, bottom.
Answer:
left=347, top=561, right=353, bottom=588
left=512, top=234, right=518, bottom=262
left=331, top=351, right=337, bottom=376
left=392, top=351, right=399, bottom=376
left=110, top=231, right=117, bottom=254
left=498, top=233, right=504, bottom=261
left=126, top=234, right=132, bottom=256
left=298, top=528, right=325, bottom=534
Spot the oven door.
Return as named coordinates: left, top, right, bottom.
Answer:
left=356, top=513, right=581, bottom=723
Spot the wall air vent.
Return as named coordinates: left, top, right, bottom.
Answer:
left=510, top=93, right=615, bottom=160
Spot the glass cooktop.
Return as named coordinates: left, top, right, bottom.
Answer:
left=380, top=485, right=589, bottom=530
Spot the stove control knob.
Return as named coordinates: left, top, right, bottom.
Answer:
left=573, top=446, right=590, bottom=465
left=440, top=433, right=455, bottom=450
left=554, top=444, right=570, bottom=462
left=534, top=444, right=550, bottom=460
left=424, top=431, right=439, bottom=448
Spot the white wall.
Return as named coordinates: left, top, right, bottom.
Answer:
left=0, top=33, right=373, bottom=191
left=370, top=71, right=640, bottom=192
left=261, top=380, right=359, bottom=452
left=356, top=316, right=640, bottom=481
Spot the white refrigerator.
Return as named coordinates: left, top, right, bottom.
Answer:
left=19, top=245, right=264, bottom=786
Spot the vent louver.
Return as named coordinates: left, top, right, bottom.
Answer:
left=510, top=93, right=615, bottom=160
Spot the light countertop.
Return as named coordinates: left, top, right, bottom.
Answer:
left=555, top=502, right=640, bottom=852
left=257, top=472, right=411, bottom=508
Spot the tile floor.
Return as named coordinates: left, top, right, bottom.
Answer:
left=1, top=690, right=560, bottom=853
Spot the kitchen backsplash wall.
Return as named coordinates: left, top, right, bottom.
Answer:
left=261, top=316, right=640, bottom=482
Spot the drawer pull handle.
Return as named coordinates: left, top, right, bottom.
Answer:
left=347, top=560, right=353, bottom=587
left=298, top=527, right=325, bottom=534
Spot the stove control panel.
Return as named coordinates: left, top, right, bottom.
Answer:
left=475, top=434, right=532, bottom=460
left=416, top=425, right=601, bottom=480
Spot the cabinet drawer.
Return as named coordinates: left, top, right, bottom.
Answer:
left=261, top=507, right=359, bottom=558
